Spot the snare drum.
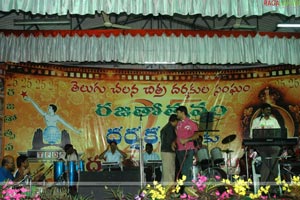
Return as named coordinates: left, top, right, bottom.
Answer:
left=211, top=147, right=224, bottom=166
left=54, top=161, right=65, bottom=182
left=197, top=148, right=210, bottom=165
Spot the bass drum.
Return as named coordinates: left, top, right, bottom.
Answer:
left=202, top=167, right=227, bottom=180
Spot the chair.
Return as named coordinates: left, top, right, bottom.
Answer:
left=252, top=156, right=283, bottom=195
left=251, top=156, right=262, bottom=194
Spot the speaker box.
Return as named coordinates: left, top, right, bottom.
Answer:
left=78, top=168, right=141, bottom=198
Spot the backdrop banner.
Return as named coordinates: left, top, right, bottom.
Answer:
left=2, top=63, right=300, bottom=180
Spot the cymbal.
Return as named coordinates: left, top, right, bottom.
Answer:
left=222, top=134, right=236, bottom=144
left=222, top=149, right=234, bottom=153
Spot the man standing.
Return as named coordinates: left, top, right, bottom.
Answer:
left=160, top=114, right=178, bottom=185
left=172, top=106, right=198, bottom=182
left=251, top=103, right=280, bottom=138
left=250, top=103, right=281, bottom=191
left=58, top=144, right=79, bottom=162
left=58, top=144, right=79, bottom=196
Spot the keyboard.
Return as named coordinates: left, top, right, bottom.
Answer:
left=243, top=138, right=298, bottom=146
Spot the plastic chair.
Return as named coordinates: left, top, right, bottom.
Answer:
left=252, top=156, right=262, bottom=194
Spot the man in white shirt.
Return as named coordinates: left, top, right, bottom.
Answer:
left=250, top=103, right=281, bottom=192
left=98, top=141, right=127, bottom=170
left=143, top=143, right=161, bottom=182
left=250, top=103, right=280, bottom=138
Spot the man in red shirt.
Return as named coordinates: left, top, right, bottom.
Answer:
left=172, top=106, right=198, bottom=182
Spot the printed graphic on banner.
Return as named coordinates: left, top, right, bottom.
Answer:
left=2, top=64, right=300, bottom=180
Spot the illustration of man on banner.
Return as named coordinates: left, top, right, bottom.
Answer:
left=24, top=96, right=81, bottom=149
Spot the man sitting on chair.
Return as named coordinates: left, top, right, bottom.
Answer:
left=98, top=141, right=127, bottom=171
left=143, top=143, right=162, bottom=182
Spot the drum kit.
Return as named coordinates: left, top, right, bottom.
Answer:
left=193, top=133, right=237, bottom=181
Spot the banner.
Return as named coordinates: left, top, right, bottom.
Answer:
left=2, top=63, right=300, bottom=179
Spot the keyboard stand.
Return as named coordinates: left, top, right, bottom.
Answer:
left=102, top=162, right=123, bottom=172
left=144, top=160, right=162, bottom=181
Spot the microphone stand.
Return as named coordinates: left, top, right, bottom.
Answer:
left=245, top=146, right=249, bottom=179
left=139, top=114, right=145, bottom=189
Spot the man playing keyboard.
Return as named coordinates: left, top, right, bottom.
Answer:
left=98, top=140, right=127, bottom=171
left=143, top=143, right=162, bottom=182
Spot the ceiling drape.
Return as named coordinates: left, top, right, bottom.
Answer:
left=0, top=0, right=299, bottom=16
left=1, top=30, right=300, bottom=65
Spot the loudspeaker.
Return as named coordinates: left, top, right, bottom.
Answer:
left=78, top=168, right=141, bottom=198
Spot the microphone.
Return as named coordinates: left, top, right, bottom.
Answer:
left=139, top=114, right=143, bottom=121
left=38, top=164, right=54, bottom=181
left=18, top=174, right=32, bottom=185
left=259, top=114, right=264, bottom=121
left=31, top=163, right=45, bottom=177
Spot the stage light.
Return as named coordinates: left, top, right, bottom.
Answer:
left=14, top=19, right=71, bottom=25
left=277, top=24, right=300, bottom=28
left=144, top=61, right=176, bottom=64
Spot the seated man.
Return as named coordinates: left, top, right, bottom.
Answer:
left=143, top=143, right=162, bottom=182
left=0, top=155, right=16, bottom=182
left=98, top=141, right=127, bottom=171
left=14, top=155, right=43, bottom=183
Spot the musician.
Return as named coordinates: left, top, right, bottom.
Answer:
left=143, top=143, right=162, bottom=182
left=250, top=103, right=281, bottom=191
left=160, top=114, right=178, bottom=185
left=58, top=144, right=79, bottom=162
left=58, top=144, right=79, bottom=196
left=98, top=141, right=127, bottom=169
left=172, top=106, right=198, bottom=182
left=14, top=155, right=43, bottom=183
left=0, top=155, right=16, bottom=182
left=250, top=103, right=280, bottom=138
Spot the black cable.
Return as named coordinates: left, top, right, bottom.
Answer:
left=176, top=149, right=188, bottom=181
